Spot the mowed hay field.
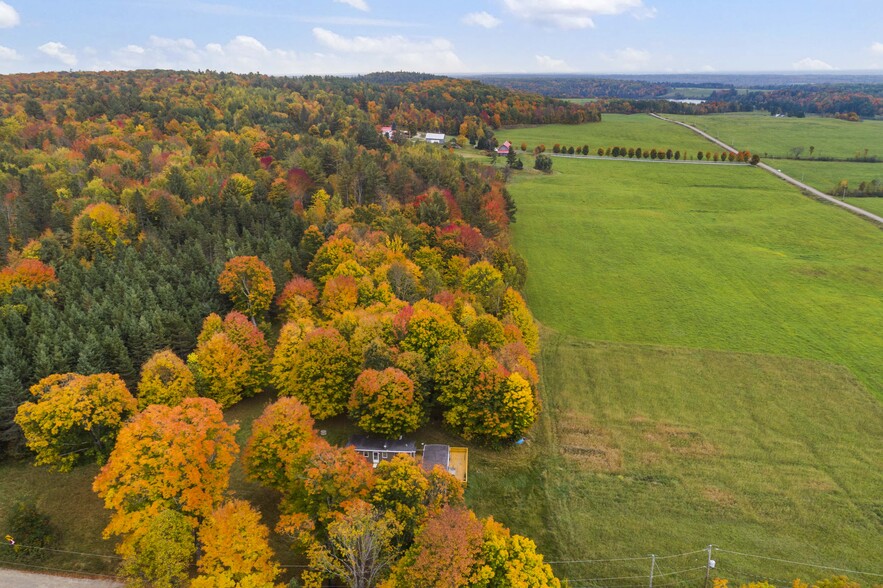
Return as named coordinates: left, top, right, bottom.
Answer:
left=511, top=158, right=883, bottom=395
left=468, top=333, right=883, bottom=583
left=498, top=115, right=715, bottom=154
left=667, top=112, right=883, bottom=160
left=477, top=128, right=883, bottom=583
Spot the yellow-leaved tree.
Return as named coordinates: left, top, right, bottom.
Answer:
left=14, top=373, right=137, bottom=472
left=191, top=500, right=282, bottom=588
left=136, top=349, right=196, bottom=409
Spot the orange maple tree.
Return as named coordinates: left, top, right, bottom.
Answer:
left=191, top=500, right=282, bottom=588
left=217, top=255, right=275, bottom=321
left=92, top=397, right=239, bottom=555
left=0, top=258, right=57, bottom=296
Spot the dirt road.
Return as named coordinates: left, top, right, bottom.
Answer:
left=0, top=568, right=122, bottom=588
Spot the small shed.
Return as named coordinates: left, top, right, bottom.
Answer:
left=425, top=132, right=446, bottom=144
left=421, top=444, right=468, bottom=485
left=496, top=140, right=512, bottom=155
left=381, top=126, right=395, bottom=139
left=348, top=435, right=416, bottom=468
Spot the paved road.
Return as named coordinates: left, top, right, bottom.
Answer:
left=0, top=568, right=122, bottom=588
left=650, top=113, right=883, bottom=227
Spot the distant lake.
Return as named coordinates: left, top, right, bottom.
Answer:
left=666, top=98, right=706, bottom=104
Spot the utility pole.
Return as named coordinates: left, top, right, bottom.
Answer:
left=705, top=545, right=714, bottom=588
left=649, top=554, right=656, bottom=588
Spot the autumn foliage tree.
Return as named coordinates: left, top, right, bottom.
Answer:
left=271, top=326, right=359, bottom=419
left=0, top=258, right=57, bottom=296
left=475, top=517, right=561, bottom=587
left=14, top=373, right=137, bottom=471
left=281, top=439, right=374, bottom=527
left=349, top=368, right=423, bottom=437
left=302, top=500, right=400, bottom=588
left=191, top=500, right=282, bottom=588
left=188, top=312, right=270, bottom=408
left=436, top=345, right=538, bottom=445
left=243, top=397, right=317, bottom=491
left=381, top=507, right=484, bottom=588
left=136, top=349, right=196, bottom=409
left=92, top=398, right=239, bottom=555
left=277, top=275, right=320, bottom=320
left=72, top=202, right=137, bottom=257
left=119, top=509, right=196, bottom=588
left=217, top=256, right=276, bottom=322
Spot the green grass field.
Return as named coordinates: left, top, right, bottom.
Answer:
left=667, top=112, right=883, bottom=160
left=479, top=155, right=883, bottom=584
left=484, top=333, right=883, bottom=583
left=511, top=157, right=883, bottom=396
left=844, top=197, right=883, bottom=217
left=499, top=115, right=715, bottom=154
left=771, top=160, right=883, bottom=194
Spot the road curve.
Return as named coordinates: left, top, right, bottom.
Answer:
left=649, top=113, right=883, bottom=227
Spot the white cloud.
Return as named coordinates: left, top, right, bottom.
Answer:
left=312, top=28, right=463, bottom=71
left=0, top=1, right=19, bottom=28
left=334, top=0, right=369, bottom=11
left=535, top=54, right=574, bottom=72
left=601, top=47, right=650, bottom=71
left=90, top=34, right=301, bottom=74
left=462, top=11, right=501, bottom=28
left=792, top=57, right=834, bottom=71
left=0, top=44, right=20, bottom=61
left=38, top=42, right=78, bottom=67
left=502, top=0, right=652, bottom=29
left=871, top=42, right=883, bottom=55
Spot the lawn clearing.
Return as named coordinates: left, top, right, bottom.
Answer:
left=667, top=112, right=883, bottom=160
left=499, top=114, right=716, bottom=155
left=509, top=157, right=883, bottom=397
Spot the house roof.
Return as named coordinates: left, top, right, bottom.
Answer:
left=502, top=141, right=511, bottom=148
left=425, top=132, right=446, bottom=141
left=421, top=444, right=450, bottom=471
left=347, top=435, right=416, bottom=453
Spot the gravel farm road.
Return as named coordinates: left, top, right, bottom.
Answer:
left=0, top=568, right=122, bottom=588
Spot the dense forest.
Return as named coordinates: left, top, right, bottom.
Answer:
left=0, top=70, right=580, bottom=586
left=477, top=75, right=883, bottom=117
left=0, top=69, right=601, bottom=452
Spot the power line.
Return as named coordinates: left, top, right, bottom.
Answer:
left=656, top=549, right=708, bottom=560
left=0, top=542, right=122, bottom=560
left=654, top=565, right=708, bottom=578
left=551, top=548, right=706, bottom=565
left=715, top=548, right=883, bottom=578
left=549, top=555, right=651, bottom=565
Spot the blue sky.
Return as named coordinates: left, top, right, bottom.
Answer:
left=1, top=0, right=882, bottom=75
